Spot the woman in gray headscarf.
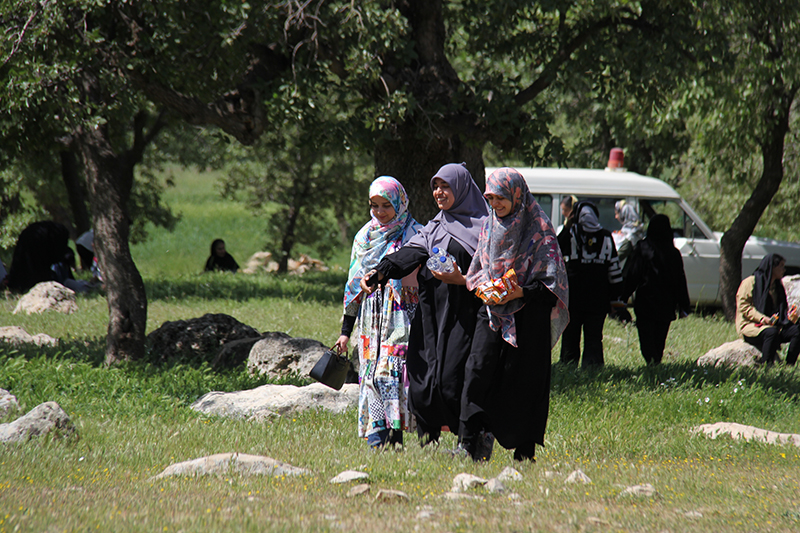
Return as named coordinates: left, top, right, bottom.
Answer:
left=613, top=200, right=644, bottom=269
left=557, top=201, right=623, bottom=367
left=362, top=163, right=489, bottom=448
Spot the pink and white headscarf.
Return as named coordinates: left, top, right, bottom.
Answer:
left=344, top=176, right=421, bottom=315
left=466, top=167, right=569, bottom=347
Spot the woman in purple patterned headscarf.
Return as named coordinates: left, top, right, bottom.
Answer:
left=335, top=176, right=421, bottom=449
left=361, top=163, right=489, bottom=449
left=460, top=167, right=569, bottom=462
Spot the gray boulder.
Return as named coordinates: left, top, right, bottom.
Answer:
left=697, top=339, right=760, bottom=368
left=693, top=422, right=800, bottom=447
left=13, top=282, right=77, bottom=315
left=146, top=313, right=261, bottom=366
left=783, top=275, right=800, bottom=309
left=191, top=382, right=359, bottom=419
left=0, top=402, right=76, bottom=443
left=0, top=389, right=19, bottom=418
left=247, top=331, right=357, bottom=381
left=151, top=453, right=310, bottom=479
left=0, top=326, right=58, bottom=347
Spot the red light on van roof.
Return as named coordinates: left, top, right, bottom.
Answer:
left=607, top=148, right=625, bottom=170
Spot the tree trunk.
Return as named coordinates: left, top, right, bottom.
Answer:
left=75, top=73, right=156, bottom=364
left=374, top=129, right=485, bottom=224
left=719, top=91, right=794, bottom=320
left=77, top=126, right=148, bottom=364
left=277, top=205, right=301, bottom=273
left=60, top=150, right=92, bottom=236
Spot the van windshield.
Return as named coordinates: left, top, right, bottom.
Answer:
left=639, top=199, right=705, bottom=239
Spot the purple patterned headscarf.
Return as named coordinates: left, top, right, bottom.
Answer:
left=343, top=176, right=421, bottom=314
left=466, top=167, right=569, bottom=347
left=406, top=163, right=488, bottom=257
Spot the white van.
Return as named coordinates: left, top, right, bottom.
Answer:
left=487, top=166, right=800, bottom=306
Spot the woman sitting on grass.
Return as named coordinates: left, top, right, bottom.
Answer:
left=204, top=239, right=239, bottom=273
left=462, top=167, right=569, bottom=462
left=334, top=177, right=421, bottom=449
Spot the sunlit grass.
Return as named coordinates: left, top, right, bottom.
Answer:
left=1, top=167, right=800, bottom=532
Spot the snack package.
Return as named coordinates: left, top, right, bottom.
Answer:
left=790, top=304, right=799, bottom=324
left=475, top=268, right=519, bottom=304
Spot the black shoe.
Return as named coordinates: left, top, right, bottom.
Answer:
left=513, top=442, right=536, bottom=462
left=473, top=431, right=494, bottom=462
left=419, top=429, right=441, bottom=448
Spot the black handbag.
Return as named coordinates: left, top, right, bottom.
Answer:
left=309, top=347, right=350, bottom=390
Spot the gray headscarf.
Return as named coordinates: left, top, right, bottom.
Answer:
left=577, top=203, right=602, bottom=233
left=407, top=163, right=489, bottom=256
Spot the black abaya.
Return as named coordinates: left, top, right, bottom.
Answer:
left=461, top=294, right=553, bottom=455
left=375, top=239, right=482, bottom=437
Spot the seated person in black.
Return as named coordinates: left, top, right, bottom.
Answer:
left=204, top=239, right=239, bottom=273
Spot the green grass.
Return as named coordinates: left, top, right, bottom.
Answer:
left=1, top=167, right=800, bottom=532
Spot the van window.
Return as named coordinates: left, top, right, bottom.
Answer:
left=639, top=199, right=704, bottom=239
left=533, top=194, right=553, bottom=222
left=579, top=197, right=620, bottom=231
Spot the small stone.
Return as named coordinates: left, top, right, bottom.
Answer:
left=347, top=484, right=370, bottom=497
left=565, top=469, right=592, bottom=485
left=496, top=466, right=523, bottom=482
left=685, top=511, right=703, bottom=519
left=486, top=478, right=506, bottom=494
left=451, top=473, right=488, bottom=493
left=544, top=470, right=560, bottom=479
left=374, top=489, right=409, bottom=502
left=329, top=470, right=369, bottom=484
left=620, top=483, right=659, bottom=498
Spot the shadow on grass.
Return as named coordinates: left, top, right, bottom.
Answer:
left=0, top=338, right=309, bottom=409
left=144, top=270, right=346, bottom=304
left=551, top=359, right=800, bottom=398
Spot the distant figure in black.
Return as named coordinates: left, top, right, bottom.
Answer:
left=204, top=239, right=239, bottom=273
left=621, top=214, right=691, bottom=365
left=6, top=221, right=75, bottom=293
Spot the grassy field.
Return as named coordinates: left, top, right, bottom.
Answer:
left=1, top=168, right=800, bottom=532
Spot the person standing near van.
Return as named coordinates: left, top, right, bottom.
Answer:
left=558, top=201, right=623, bottom=367
left=621, top=214, right=691, bottom=365
left=612, top=200, right=644, bottom=270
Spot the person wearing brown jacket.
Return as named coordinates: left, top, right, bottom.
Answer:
left=735, top=253, right=800, bottom=365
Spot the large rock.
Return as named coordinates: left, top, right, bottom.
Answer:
left=241, top=252, right=329, bottom=275
left=146, top=313, right=261, bottom=366
left=242, top=252, right=279, bottom=275
left=191, top=382, right=359, bottom=419
left=696, top=339, right=761, bottom=368
left=247, top=331, right=356, bottom=381
left=783, top=275, right=800, bottom=309
left=0, top=389, right=19, bottom=418
left=0, top=326, right=58, bottom=347
left=0, top=402, right=76, bottom=443
left=13, top=282, right=77, bottom=315
left=693, top=422, right=800, bottom=447
left=151, top=453, right=310, bottom=479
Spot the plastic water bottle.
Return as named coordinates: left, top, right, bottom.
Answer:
left=426, top=246, right=456, bottom=273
